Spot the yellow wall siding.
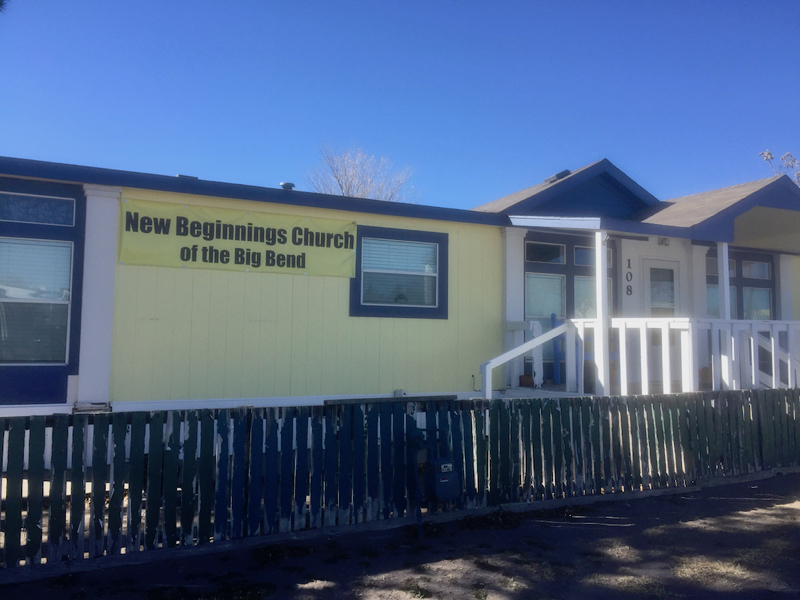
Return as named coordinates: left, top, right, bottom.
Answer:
left=110, top=189, right=505, bottom=401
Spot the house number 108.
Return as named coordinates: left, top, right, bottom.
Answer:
left=625, top=258, right=633, bottom=295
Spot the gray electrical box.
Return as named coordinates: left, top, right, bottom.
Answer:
left=426, top=457, right=461, bottom=502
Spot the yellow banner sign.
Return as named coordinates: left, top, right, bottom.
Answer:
left=119, top=199, right=356, bottom=277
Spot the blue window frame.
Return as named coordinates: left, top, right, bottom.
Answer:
left=350, top=225, right=448, bottom=319
left=0, top=177, right=85, bottom=404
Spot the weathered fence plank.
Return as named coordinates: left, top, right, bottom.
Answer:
left=108, top=412, right=128, bottom=554
left=230, top=408, right=248, bottom=538
left=90, top=414, right=109, bottom=558
left=145, top=411, right=165, bottom=550
left=69, top=414, right=87, bottom=560
left=279, top=407, right=294, bottom=533
left=48, top=414, right=70, bottom=562
left=309, top=407, right=324, bottom=529
left=26, top=416, right=46, bottom=564
left=197, top=410, right=215, bottom=543
left=294, top=406, right=310, bottom=531
left=180, top=411, right=199, bottom=546
left=4, top=418, right=25, bottom=567
left=248, top=408, right=265, bottom=536
left=162, top=412, right=180, bottom=548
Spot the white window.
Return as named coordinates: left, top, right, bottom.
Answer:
left=0, top=238, right=72, bottom=363
left=361, top=238, right=438, bottom=307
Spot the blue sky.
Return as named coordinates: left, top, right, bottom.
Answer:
left=1, top=1, right=797, bottom=209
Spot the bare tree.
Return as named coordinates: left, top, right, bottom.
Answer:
left=0, top=1, right=8, bottom=12
left=760, top=150, right=800, bottom=185
left=307, top=146, right=414, bottom=202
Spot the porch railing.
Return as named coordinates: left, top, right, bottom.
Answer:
left=486, top=318, right=800, bottom=397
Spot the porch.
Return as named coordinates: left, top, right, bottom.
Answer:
left=484, top=317, right=800, bottom=399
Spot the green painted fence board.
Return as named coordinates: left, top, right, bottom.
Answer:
left=462, top=406, right=477, bottom=508
left=145, top=411, right=165, bottom=550
left=619, top=398, right=633, bottom=491
left=475, top=403, right=488, bottom=507
left=600, top=398, right=613, bottom=493
left=338, top=405, right=354, bottom=525
left=610, top=398, right=623, bottom=492
left=180, top=411, right=198, bottom=546
left=521, top=400, right=532, bottom=500
left=510, top=402, right=521, bottom=502
left=366, top=404, right=380, bottom=521
left=405, top=413, right=420, bottom=516
left=379, top=403, right=392, bottom=519
left=450, top=404, right=465, bottom=509
left=531, top=399, right=544, bottom=500
left=47, top=414, right=69, bottom=563
left=580, top=398, right=593, bottom=494
left=197, top=410, right=215, bottom=544
left=660, top=397, right=676, bottom=487
left=4, top=418, right=25, bottom=567
left=108, top=412, right=128, bottom=554
left=162, top=412, right=180, bottom=548
left=629, top=398, right=642, bottom=489
left=323, top=406, right=338, bottom=526
left=499, top=399, right=513, bottom=503
left=353, top=404, right=367, bottom=522
left=263, top=409, right=279, bottom=534
left=309, top=407, right=324, bottom=529
left=215, top=409, right=232, bottom=539
left=541, top=400, right=554, bottom=500
left=489, top=400, right=501, bottom=505
left=25, top=416, right=46, bottom=564
left=552, top=399, right=564, bottom=499
left=70, top=414, right=87, bottom=560
left=668, top=396, right=681, bottom=487
left=279, top=407, right=294, bottom=533
left=679, top=395, right=694, bottom=485
left=591, top=398, right=602, bottom=495
left=635, top=397, right=650, bottom=489
left=294, top=407, right=310, bottom=531
left=230, top=409, right=248, bottom=538
left=392, top=402, right=407, bottom=517
left=645, top=398, right=659, bottom=489
left=89, top=414, right=109, bottom=558
left=248, top=409, right=265, bottom=536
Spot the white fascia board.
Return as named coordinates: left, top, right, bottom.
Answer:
left=509, top=215, right=602, bottom=230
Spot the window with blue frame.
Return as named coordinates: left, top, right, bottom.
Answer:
left=350, top=225, right=448, bottom=319
left=0, top=179, right=85, bottom=404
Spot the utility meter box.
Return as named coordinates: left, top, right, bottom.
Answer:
left=426, top=457, right=461, bottom=502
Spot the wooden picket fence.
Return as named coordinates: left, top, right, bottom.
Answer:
left=1, top=389, right=800, bottom=570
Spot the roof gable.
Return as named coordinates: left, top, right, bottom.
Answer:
left=474, top=159, right=659, bottom=218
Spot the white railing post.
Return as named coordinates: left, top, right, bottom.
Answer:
left=749, top=323, right=758, bottom=389
left=532, top=321, right=544, bottom=388
left=771, top=323, right=780, bottom=388
left=712, top=322, right=721, bottom=390
left=577, top=321, right=586, bottom=394
left=594, top=231, right=610, bottom=396
left=680, top=326, right=693, bottom=392
left=639, top=324, right=649, bottom=396
left=661, top=322, right=671, bottom=394
left=566, top=321, right=577, bottom=393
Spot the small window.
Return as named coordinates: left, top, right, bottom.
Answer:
left=705, top=257, right=736, bottom=277
left=741, top=261, right=771, bottom=280
left=706, top=284, right=736, bottom=319
left=350, top=226, right=448, bottom=319
left=743, top=287, right=772, bottom=319
left=526, top=242, right=565, bottom=264
left=0, top=238, right=73, bottom=363
left=0, top=192, right=75, bottom=226
left=362, top=238, right=437, bottom=307
left=574, top=246, right=613, bottom=267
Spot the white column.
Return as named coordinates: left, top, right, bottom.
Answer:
left=778, top=255, right=793, bottom=320
left=595, top=230, right=610, bottom=395
left=76, top=184, right=121, bottom=405
left=717, top=242, right=731, bottom=320
left=502, top=227, right=527, bottom=390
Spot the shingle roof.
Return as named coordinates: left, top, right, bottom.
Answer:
left=472, top=160, right=605, bottom=213
left=642, top=176, right=780, bottom=227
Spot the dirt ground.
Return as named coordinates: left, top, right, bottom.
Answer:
left=2, top=472, right=799, bottom=600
